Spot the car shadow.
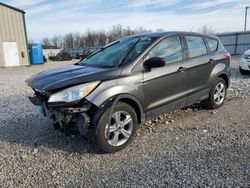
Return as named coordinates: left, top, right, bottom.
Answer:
left=0, top=75, right=240, bottom=156
left=0, top=111, right=103, bottom=154
left=0, top=102, right=207, bottom=155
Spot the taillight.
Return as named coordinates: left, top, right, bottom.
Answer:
left=224, top=52, right=231, bottom=59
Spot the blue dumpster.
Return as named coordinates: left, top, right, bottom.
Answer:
left=29, top=43, right=44, bottom=65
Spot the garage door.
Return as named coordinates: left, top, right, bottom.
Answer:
left=2, top=42, right=20, bottom=67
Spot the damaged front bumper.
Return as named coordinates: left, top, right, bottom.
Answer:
left=28, top=93, right=95, bottom=137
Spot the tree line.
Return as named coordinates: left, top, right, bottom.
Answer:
left=41, top=25, right=152, bottom=49
left=41, top=24, right=215, bottom=49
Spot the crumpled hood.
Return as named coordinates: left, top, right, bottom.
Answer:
left=27, top=64, right=121, bottom=92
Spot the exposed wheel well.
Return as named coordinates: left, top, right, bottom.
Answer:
left=218, top=74, right=229, bottom=88
left=119, top=98, right=142, bottom=123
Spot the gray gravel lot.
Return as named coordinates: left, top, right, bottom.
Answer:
left=0, top=57, right=249, bottom=187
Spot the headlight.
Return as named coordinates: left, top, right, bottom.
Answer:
left=48, top=81, right=100, bottom=103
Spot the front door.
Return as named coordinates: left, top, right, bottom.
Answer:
left=142, top=36, right=189, bottom=118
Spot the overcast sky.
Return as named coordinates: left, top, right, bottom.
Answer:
left=2, top=0, right=250, bottom=41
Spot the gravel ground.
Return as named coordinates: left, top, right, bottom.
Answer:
left=0, top=57, right=249, bottom=187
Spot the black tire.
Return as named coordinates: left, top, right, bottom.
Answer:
left=239, top=67, right=249, bottom=75
left=94, top=102, right=138, bottom=153
left=204, top=78, right=227, bottom=109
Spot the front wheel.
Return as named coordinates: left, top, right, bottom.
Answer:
left=204, top=78, right=227, bottom=109
left=94, top=102, right=138, bottom=153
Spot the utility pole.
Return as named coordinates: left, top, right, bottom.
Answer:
left=244, top=6, right=249, bottom=32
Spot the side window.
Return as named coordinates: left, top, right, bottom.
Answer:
left=148, top=36, right=183, bottom=64
left=205, top=37, right=218, bottom=52
left=186, top=36, right=207, bottom=58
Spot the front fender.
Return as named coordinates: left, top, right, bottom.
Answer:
left=87, top=85, right=143, bottom=106
left=86, top=73, right=144, bottom=108
left=86, top=79, right=145, bottom=122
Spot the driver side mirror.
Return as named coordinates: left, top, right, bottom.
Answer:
left=143, top=57, right=165, bottom=71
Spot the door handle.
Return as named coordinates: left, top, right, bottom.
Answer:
left=177, top=67, right=186, bottom=72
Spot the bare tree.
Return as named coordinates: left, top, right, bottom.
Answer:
left=73, top=33, right=81, bottom=48
left=95, top=31, right=107, bottom=46
left=199, top=25, right=215, bottom=34
left=156, top=29, right=165, bottom=32
left=85, top=30, right=96, bottom=47
left=79, top=35, right=86, bottom=47
left=63, top=33, right=74, bottom=48
left=58, top=35, right=64, bottom=48
left=51, top=35, right=62, bottom=48
left=42, top=24, right=154, bottom=49
left=41, top=37, right=51, bottom=46
left=123, top=26, right=134, bottom=36
left=135, top=26, right=151, bottom=34
left=109, top=24, right=123, bottom=41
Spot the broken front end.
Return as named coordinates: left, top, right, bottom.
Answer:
left=28, top=81, right=100, bottom=137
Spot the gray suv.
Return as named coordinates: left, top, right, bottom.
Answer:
left=27, top=32, right=231, bottom=153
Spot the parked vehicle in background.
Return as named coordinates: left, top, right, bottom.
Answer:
left=49, top=51, right=72, bottom=61
left=66, top=47, right=101, bottom=59
left=75, top=53, right=84, bottom=59
left=75, top=48, right=102, bottom=60
left=26, top=32, right=231, bottom=153
left=240, top=49, right=250, bottom=74
left=75, top=51, right=91, bottom=60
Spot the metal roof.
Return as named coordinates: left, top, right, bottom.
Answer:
left=0, top=2, right=25, bottom=14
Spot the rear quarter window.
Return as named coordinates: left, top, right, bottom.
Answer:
left=205, top=37, right=218, bottom=53
left=186, top=36, right=207, bottom=58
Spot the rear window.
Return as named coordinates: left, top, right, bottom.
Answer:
left=205, top=37, right=218, bottom=52
left=186, top=36, right=207, bottom=58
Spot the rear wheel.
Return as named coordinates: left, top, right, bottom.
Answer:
left=94, top=102, right=138, bottom=153
left=239, top=67, right=249, bottom=75
left=204, top=78, right=227, bottom=109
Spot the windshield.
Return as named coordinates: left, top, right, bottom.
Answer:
left=79, top=36, right=157, bottom=68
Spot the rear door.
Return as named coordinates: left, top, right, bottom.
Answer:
left=142, top=35, right=189, bottom=118
left=184, top=35, right=214, bottom=105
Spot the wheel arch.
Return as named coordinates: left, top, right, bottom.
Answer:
left=89, top=94, right=145, bottom=144
left=108, top=94, right=145, bottom=123
left=209, top=63, right=230, bottom=88
left=119, top=97, right=144, bottom=123
left=217, top=73, right=229, bottom=88
left=90, top=93, right=145, bottom=124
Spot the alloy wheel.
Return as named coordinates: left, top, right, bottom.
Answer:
left=105, top=111, right=133, bottom=146
left=214, top=82, right=226, bottom=105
